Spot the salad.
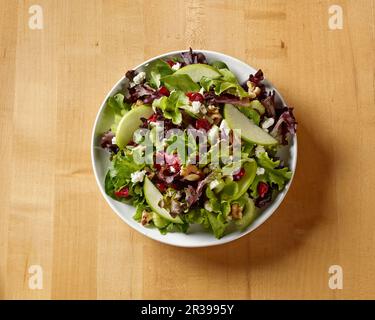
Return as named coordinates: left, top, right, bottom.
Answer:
left=100, top=49, right=297, bottom=239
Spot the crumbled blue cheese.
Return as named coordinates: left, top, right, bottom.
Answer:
left=204, top=201, right=213, bottom=212
left=261, top=117, right=275, bottom=132
left=255, top=145, right=266, bottom=157
left=133, top=71, right=146, bottom=85
left=131, top=170, right=146, bottom=183
left=209, top=179, right=220, bottom=190
left=111, top=136, right=116, bottom=145
left=191, top=101, right=201, bottom=114
left=256, top=167, right=265, bottom=175
left=261, top=117, right=275, bottom=130
left=171, top=62, right=181, bottom=71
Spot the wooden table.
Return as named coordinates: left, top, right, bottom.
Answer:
left=0, top=0, right=374, bottom=300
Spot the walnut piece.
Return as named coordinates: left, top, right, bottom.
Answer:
left=246, top=81, right=261, bottom=99
left=180, top=164, right=200, bottom=177
left=230, top=203, right=243, bottom=220
left=141, top=210, right=152, bottom=226
left=207, top=105, right=222, bottom=125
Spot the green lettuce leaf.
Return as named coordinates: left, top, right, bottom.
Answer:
left=238, top=106, right=260, bottom=125
left=211, top=60, right=228, bottom=69
left=107, top=151, right=145, bottom=191
left=133, top=203, right=146, bottom=222
left=104, top=170, right=116, bottom=198
left=158, top=221, right=189, bottom=235
left=184, top=208, right=210, bottom=228
left=153, top=90, right=188, bottom=124
left=206, top=211, right=227, bottom=239
left=146, top=59, right=173, bottom=88
left=250, top=151, right=292, bottom=197
left=162, top=74, right=200, bottom=92
left=200, top=69, right=249, bottom=98
left=107, top=93, right=131, bottom=132
left=219, top=68, right=237, bottom=83
left=185, top=207, right=227, bottom=239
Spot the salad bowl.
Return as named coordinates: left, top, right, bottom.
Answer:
left=91, top=50, right=297, bottom=247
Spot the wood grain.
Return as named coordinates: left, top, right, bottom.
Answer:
left=0, top=0, right=374, bottom=299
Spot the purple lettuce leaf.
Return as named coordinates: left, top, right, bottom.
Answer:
left=184, top=172, right=216, bottom=207
left=125, top=70, right=137, bottom=82
left=270, top=107, right=297, bottom=145
left=204, top=91, right=250, bottom=106
left=127, top=83, right=161, bottom=104
left=261, top=91, right=276, bottom=118
left=100, top=131, right=118, bottom=153
left=255, top=186, right=273, bottom=208
left=249, top=69, right=264, bottom=86
left=180, top=48, right=208, bottom=65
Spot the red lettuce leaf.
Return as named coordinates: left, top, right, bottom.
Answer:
left=100, top=131, right=118, bottom=153
left=180, top=48, right=208, bottom=65
left=249, top=69, right=264, bottom=86
left=204, top=92, right=250, bottom=106
left=127, top=83, right=161, bottom=104
left=270, top=107, right=297, bottom=145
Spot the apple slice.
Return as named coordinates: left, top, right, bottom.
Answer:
left=224, top=104, right=278, bottom=146
left=143, top=177, right=184, bottom=224
left=115, top=105, right=153, bottom=149
left=232, top=160, right=257, bottom=200
left=219, top=160, right=257, bottom=201
left=235, top=198, right=256, bottom=231
left=174, top=63, right=221, bottom=82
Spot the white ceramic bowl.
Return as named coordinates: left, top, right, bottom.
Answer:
left=91, top=50, right=297, bottom=248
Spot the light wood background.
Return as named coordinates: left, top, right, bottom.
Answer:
left=0, top=0, right=374, bottom=300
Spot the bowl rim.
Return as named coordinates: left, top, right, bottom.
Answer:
left=91, top=49, right=298, bottom=248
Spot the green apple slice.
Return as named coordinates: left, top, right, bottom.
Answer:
left=175, top=63, right=221, bottom=82
left=115, top=105, right=153, bottom=149
left=232, top=160, right=257, bottom=200
left=224, top=104, right=278, bottom=146
left=152, top=212, right=169, bottom=228
left=143, top=177, right=183, bottom=224
left=219, top=160, right=257, bottom=201
left=235, top=198, right=256, bottom=231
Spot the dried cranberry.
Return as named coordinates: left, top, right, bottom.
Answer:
left=257, top=182, right=269, bottom=198
left=115, top=187, right=129, bottom=198
left=127, top=140, right=136, bottom=146
left=186, top=92, right=204, bottom=103
left=166, top=60, right=175, bottom=67
left=233, top=168, right=245, bottom=181
left=156, top=182, right=167, bottom=192
left=147, top=113, right=158, bottom=123
left=195, top=118, right=211, bottom=131
left=170, top=162, right=181, bottom=174
left=158, top=86, right=170, bottom=97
